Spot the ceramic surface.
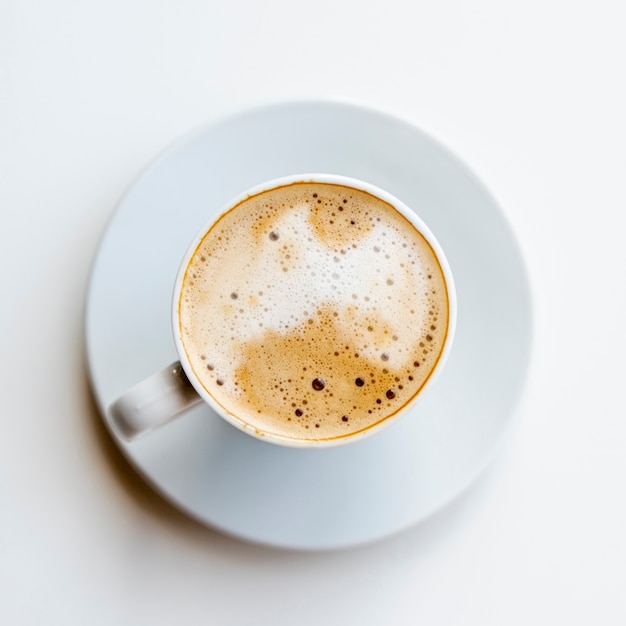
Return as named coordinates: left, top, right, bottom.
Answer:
left=85, top=100, right=532, bottom=549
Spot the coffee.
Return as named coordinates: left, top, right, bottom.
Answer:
left=178, top=181, right=450, bottom=442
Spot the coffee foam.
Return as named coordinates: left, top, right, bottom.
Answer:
left=178, top=182, right=449, bottom=441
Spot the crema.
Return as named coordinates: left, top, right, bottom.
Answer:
left=178, top=182, right=450, bottom=442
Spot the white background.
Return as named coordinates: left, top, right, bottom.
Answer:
left=1, top=1, right=625, bottom=624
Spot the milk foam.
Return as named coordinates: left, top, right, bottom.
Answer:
left=178, top=182, right=449, bottom=441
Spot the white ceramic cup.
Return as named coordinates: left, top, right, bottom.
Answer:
left=109, top=174, right=457, bottom=447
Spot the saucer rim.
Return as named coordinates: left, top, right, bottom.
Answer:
left=85, top=98, right=533, bottom=550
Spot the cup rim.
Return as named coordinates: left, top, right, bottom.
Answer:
left=172, top=173, right=457, bottom=448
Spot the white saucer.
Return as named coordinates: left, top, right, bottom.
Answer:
left=86, top=100, right=532, bottom=550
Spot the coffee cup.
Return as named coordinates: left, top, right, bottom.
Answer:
left=109, top=174, right=456, bottom=447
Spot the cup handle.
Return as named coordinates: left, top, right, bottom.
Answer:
left=108, top=362, right=203, bottom=441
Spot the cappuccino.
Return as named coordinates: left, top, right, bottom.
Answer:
left=178, top=181, right=450, bottom=442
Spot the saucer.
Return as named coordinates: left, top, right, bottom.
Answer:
left=86, top=100, right=532, bottom=549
